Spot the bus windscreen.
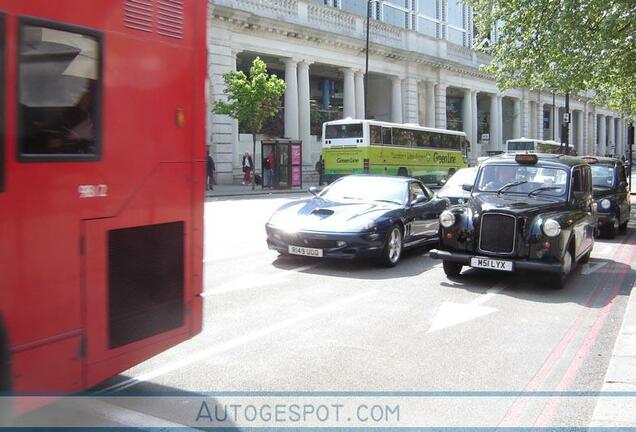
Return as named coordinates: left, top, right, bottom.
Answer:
left=325, top=123, right=363, bottom=139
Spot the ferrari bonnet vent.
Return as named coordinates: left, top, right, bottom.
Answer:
left=312, top=208, right=335, bottom=216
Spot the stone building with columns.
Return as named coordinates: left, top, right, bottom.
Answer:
left=208, top=0, right=633, bottom=184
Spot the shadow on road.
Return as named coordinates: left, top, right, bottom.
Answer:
left=10, top=381, right=237, bottom=429
left=271, top=244, right=439, bottom=280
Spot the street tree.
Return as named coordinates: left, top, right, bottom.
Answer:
left=470, top=0, right=636, bottom=116
left=213, top=57, right=286, bottom=190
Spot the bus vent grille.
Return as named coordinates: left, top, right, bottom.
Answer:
left=124, top=0, right=154, bottom=33
left=157, top=0, right=184, bottom=39
left=123, top=0, right=184, bottom=39
left=108, top=222, right=185, bottom=349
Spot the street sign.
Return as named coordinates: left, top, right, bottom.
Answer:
left=563, top=112, right=571, bottom=124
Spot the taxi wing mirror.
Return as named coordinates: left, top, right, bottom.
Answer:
left=462, top=183, right=473, bottom=192
left=619, top=180, right=628, bottom=189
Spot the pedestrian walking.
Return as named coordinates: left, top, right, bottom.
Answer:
left=206, top=152, right=215, bottom=191
left=315, top=155, right=324, bottom=186
left=264, top=150, right=275, bottom=188
left=242, top=152, right=253, bottom=185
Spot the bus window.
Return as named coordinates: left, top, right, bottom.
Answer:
left=325, top=122, right=363, bottom=139
left=508, top=140, right=534, bottom=151
left=430, top=133, right=441, bottom=148
left=445, top=135, right=460, bottom=150
left=381, top=127, right=392, bottom=145
left=18, top=22, right=101, bottom=158
left=370, top=125, right=382, bottom=145
left=393, top=128, right=415, bottom=147
left=414, top=130, right=428, bottom=147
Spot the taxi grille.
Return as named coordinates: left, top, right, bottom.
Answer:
left=479, top=213, right=516, bottom=254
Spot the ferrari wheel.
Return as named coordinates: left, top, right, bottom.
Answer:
left=380, top=225, right=403, bottom=267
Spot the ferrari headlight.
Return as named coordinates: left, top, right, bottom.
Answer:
left=543, top=218, right=561, bottom=237
left=600, top=199, right=611, bottom=210
left=440, top=210, right=456, bottom=228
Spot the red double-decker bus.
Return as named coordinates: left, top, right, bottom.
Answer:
left=0, top=0, right=206, bottom=409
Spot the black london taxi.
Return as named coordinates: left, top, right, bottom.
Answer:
left=429, top=153, right=596, bottom=288
left=582, top=156, right=630, bottom=238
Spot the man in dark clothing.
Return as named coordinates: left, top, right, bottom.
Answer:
left=315, top=155, right=324, bottom=186
left=207, top=152, right=215, bottom=191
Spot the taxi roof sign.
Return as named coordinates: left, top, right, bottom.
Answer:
left=515, top=153, right=538, bottom=164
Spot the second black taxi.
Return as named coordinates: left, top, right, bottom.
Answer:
left=582, top=156, right=630, bottom=238
left=430, top=153, right=596, bottom=288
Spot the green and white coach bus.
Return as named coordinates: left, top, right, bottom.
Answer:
left=321, top=119, right=470, bottom=185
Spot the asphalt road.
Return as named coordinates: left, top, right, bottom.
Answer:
left=14, top=193, right=636, bottom=428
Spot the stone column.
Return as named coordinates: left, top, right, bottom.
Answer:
left=341, top=68, right=355, bottom=118
left=435, top=83, right=447, bottom=129
left=521, top=99, right=530, bottom=138
left=590, top=111, right=597, bottom=155
left=512, top=98, right=521, bottom=138
left=496, top=95, right=503, bottom=151
left=618, top=118, right=625, bottom=157
left=582, top=102, right=589, bottom=155
left=471, top=90, right=479, bottom=155
left=425, top=81, right=436, bottom=127
left=403, top=77, right=419, bottom=124
left=598, top=114, right=606, bottom=156
left=536, top=98, right=544, bottom=140
left=608, top=116, right=616, bottom=155
left=489, top=94, right=498, bottom=151
left=355, top=70, right=365, bottom=119
left=552, top=104, right=560, bottom=142
left=462, top=89, right=473, bottom=154
left=284, top=59, right=299, bottom=139
left=575, top=110, right=584, bottom=156
left=209, top=47, right=238, bottom=184
left=297, top=61, right=311, bottom=163
left=391, top=76, right=403, bottom=123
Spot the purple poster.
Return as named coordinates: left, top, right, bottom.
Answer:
left=291, top=166, right=301, bottom=186
left=291, top=145, right=301, bottom=165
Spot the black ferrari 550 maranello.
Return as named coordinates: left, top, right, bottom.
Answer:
left=265, top=175, right=449, bottom=266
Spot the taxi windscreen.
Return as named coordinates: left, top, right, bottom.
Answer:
left=476, top=165, right=568, bottom=197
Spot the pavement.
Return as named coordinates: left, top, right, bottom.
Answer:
left=589, top=195, right=636, bottom=426
left=205, top=182, right=320, bottom=198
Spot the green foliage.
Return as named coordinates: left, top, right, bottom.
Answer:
left=469, top=0, right=636, bottom=116
left=213, top=57, right=286, bottom=134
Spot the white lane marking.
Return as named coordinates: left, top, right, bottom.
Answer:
left=581, top=261, right=609, bottom=275
left=97, top=290, right=377, bottom=394
left=427, top=282, right=505, bottom=333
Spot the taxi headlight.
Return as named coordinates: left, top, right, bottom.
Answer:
left=440, top=210, right=456, bottom=228
left=543, top=218, right=561, bottom=237
left=600, top=198, right=611, bottom=210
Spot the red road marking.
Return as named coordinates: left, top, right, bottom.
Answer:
left=534, top=235, right=636, bottom=426
left=498, top=231, right=635, bottom=427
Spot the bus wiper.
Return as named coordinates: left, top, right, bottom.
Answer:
left=528, top=186, right=560, bottom=196
left=497, top=180, right=527, bottom=195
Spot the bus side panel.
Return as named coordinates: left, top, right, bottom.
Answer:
left=322, top=147, right=367, bottom=180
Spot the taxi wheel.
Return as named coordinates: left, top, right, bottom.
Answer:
left=605, top=217, right=618, bottom=239
left=380, top=225, right=403, bottom=267
left=550, top=248, right=573, bottom=289
left=619, top=214, right=628, bottom=232
left=442, top=260, right=462, bottom=277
